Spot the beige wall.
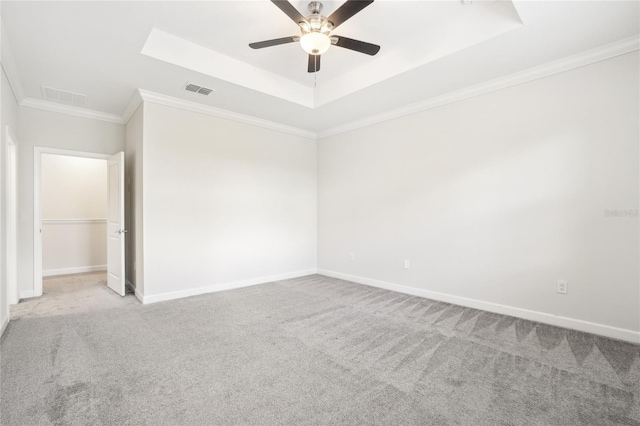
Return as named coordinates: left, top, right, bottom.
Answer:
left=318, top=52, right=639, bottom=336
left=41, top=154, right=107, bottom=275
left=42, top=154, right=107, bottom=219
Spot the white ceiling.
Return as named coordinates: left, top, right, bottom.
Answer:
left=1, top=1, right=639, bottom=134
left=141, top=0, right=522, bottom=107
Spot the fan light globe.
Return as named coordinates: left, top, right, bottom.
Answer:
left=300, top=32, right=330, bottom=55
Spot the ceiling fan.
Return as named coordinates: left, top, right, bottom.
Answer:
left=249, top=0, right=380, bottom=73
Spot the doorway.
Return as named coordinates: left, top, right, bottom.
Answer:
left=41, top=153, right=108, bottom=289
left=33, top=148, right=125, bottom=298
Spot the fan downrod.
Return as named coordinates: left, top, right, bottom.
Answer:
left=308, top=1, right=323, bottom=14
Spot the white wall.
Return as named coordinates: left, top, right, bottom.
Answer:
left=17, top=107, right=124, bottom=296
left=1, top=66, right=19, bottom=332
left=318, top=52, right=639, bottom=340
left=41, top=154, right=107, bottom=276
left=125, top=104, right=144, bottom=294
left=42, top=154, right=107, bottom=218
left=139, top=102, right=317, bottom=300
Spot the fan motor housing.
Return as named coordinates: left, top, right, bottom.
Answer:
left=302, top=2, right=333, bottom=34
left=308, top=1, right=323, bottom=14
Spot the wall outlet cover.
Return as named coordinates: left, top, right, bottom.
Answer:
left=557, top=280, right=568, bottom=294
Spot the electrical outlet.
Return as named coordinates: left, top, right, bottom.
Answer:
left=557, top=280, right=568, bottom=294
left=403, top=259, right=410, bottom=269
left=349, top=253, right=355, bottom=262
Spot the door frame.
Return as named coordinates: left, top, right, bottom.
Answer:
left=5, top=126, right=18, bottom=305
left=33, top=147, right=110, bottom=297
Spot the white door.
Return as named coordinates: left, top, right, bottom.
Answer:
left=107, top=152, right=126, bottom=296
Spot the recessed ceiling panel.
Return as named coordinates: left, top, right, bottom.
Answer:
left=143, top=0, right=523, bottom=108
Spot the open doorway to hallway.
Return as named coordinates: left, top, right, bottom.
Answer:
left=40, top=154, right=108, bottom=286
left=29, top=148, right=127, bottom=300
left=12, top=150, right=131, bottom=318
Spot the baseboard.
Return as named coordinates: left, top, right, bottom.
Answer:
left=43, top=265, right=107, bottom=277
left=1, top=314, right=8, bottom=337
left=134, top=288, right=144, bottom=304
left=317, top=269, right=640, bottom=344
left=127, top=280, right=145, bottom=304
left=141, top=269, right=317, bottom=305
left=20, top=290, right=34, bottom=299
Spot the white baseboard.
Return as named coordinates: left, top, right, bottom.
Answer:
left=1, top=314, right=8, bottom=337
left=141, top=269, right=317, bottom=305
left=43, top=265, right=107, bottom=277
left=317, top=269, right=640, bottom=344
left=134, top=288, right=144, bottom=304
left=20, top=290, right=35, bottom=299
left=127, top=280, right=145, bottom=304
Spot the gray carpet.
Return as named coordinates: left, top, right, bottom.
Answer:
left=1, top=273, right=639, bottom=425
left=10, top=272, right=139, bottom=321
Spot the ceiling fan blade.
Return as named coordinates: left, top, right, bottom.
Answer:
left=271, top=0, right=308, bottom=26
left=308, top=54, right=321, bottom=73
left=333, top=36, right=380, bottom=55
left=325, top=0, right=374, bottom=30
left=249, top=36, right=298, bottom=49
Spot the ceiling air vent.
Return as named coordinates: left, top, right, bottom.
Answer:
left=41, top=86, right=87, bottom=106
left=184, top=83, right=214, bottom=96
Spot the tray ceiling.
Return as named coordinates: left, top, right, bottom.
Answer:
left=1, top=1, right=638, bottom=133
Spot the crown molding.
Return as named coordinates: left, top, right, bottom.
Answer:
left=122, top=90, right=143, bottom=124
left=20, top=98, right=124, bottom=124
left=138, top=89, right=317, bottom=140
left=317, top=35, right=640, bottom=139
